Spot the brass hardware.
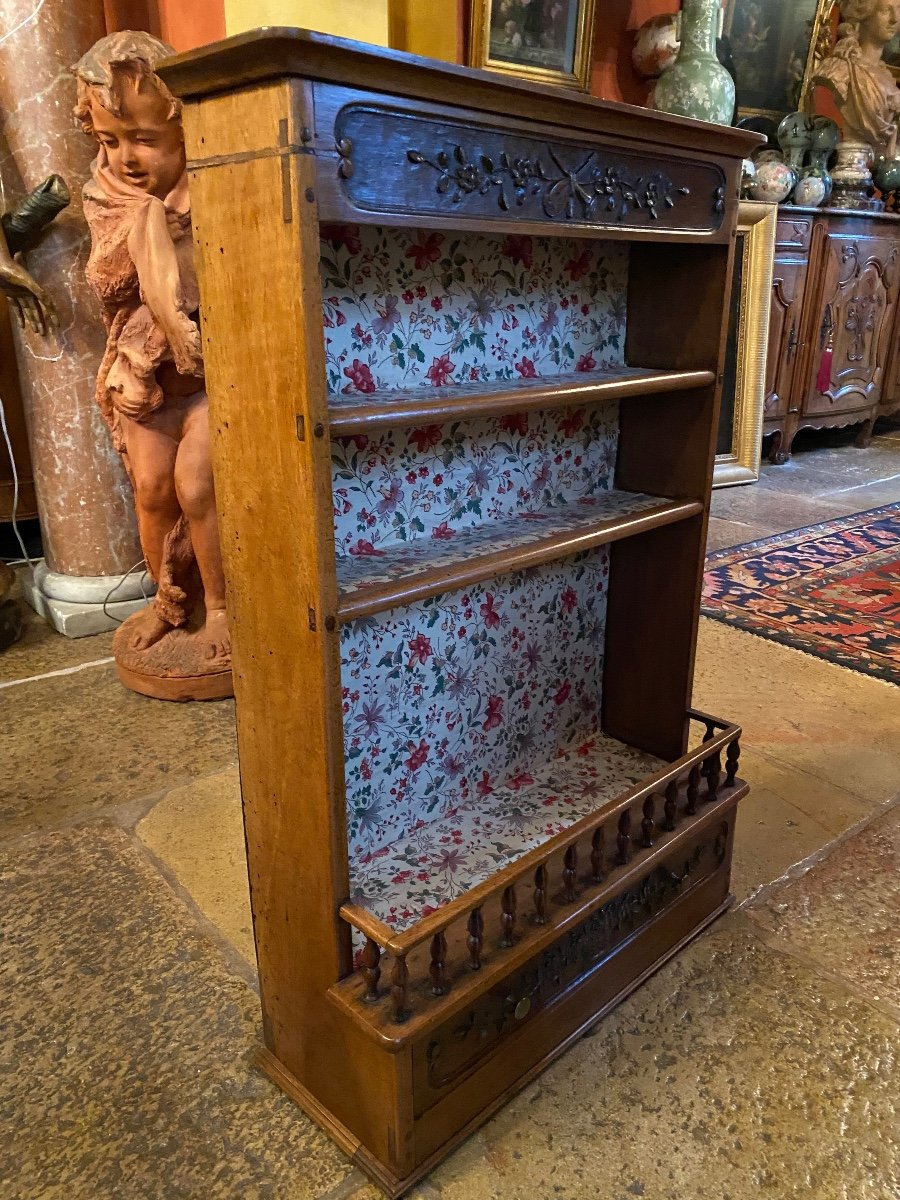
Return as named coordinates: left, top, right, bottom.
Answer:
left=505, top=995, right=531, bottom=1020
left=787, top=325, right=798, bottom=361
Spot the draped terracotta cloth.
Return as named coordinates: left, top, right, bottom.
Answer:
left=83, top=151, right=204, bottom=627
left=813, top=38, right=900, bottom=157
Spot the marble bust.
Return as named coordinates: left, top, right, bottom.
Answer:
left=811, top=0, right=900, bottom=158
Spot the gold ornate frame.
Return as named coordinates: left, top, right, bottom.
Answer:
left=468, top=0, right=597, bottom=91
left=714, top=201, right=777, bottom=489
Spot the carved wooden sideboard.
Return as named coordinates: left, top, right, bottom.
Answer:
left=160, top=30, right=754, bottom=1198
left=764, top=206, right=900, bottom=463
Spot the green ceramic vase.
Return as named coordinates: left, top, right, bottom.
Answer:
left=653, top=0, right=735, bottom=126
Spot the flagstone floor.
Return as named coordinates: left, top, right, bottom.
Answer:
left=1, top=423, right=898, bottom=1200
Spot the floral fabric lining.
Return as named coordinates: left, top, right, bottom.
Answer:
left=348, top=730, right=664, bottom=934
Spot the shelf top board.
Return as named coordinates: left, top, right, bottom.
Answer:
left=159, top=27, right=760, bottom=162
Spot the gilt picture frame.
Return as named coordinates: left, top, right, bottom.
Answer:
left=468, top=0, right=597, bottom=91
left=714, top=201, right=776, bottom=489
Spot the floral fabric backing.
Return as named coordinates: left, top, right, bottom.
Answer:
left=324, top=227, right=633, bottom=910
left=341, top=551, right=610, bottom=863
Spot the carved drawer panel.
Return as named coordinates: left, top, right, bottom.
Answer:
left=323, top=99, right=729, bottom=237
left=775, top=215, right=813, bottom=253
left=411, top=814, right=733, bottom=1115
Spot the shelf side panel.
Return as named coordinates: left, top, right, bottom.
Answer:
left=181, top=78, right=387, bottom=1128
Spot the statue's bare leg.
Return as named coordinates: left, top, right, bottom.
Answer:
left=174, top=392, right=230, bottom=663
left=118, top=410, right=180, bottom=650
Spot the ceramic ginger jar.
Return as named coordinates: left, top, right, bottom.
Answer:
left=632, top=14, right=680, bottom=80
left=748, top=153, right=796, bottom=204
left=653, top=0, right=735, bottom=126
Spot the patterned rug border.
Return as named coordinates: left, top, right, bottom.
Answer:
left=702, top=502, right=900, bottom=687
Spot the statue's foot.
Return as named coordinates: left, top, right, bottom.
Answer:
left=202, top=608, right=232, bottom=664
left=128, top=606, right=174, bottom=651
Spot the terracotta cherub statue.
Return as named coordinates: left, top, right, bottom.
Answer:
left=73, top=32, right=231, bottom=700
left=811, top=0, right=900, bottom=158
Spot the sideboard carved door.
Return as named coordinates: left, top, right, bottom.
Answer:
left=764, top=258, right=808, bottom=423
left=801, top=232, right=899, bottom=418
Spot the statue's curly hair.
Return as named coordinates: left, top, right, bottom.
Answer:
left=71, top=31, right=180, bottom=135
left=838, top=0, right=882, bottom=37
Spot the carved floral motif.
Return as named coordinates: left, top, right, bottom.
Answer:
left=406, top=144, right=692, bottom=222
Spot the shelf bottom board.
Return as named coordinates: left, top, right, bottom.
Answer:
left=349, top=731, right=665, bottom=936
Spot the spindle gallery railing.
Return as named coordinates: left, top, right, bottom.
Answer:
left=333, top=710, right=742, bottom=1037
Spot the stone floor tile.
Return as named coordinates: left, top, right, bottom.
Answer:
left=425, top=921, right=900, bottom=1200
left=747, top=803, right=900, bottom=1018
left=707, top=485, right=855, bottom=530
left=729, top=747, right=872, bottom=901
left=0, top=823, right=354, bottom=1200
left=693, top=619, right=900, bottom=808
left=704, top=516, right=775, bottom=552
left=0, top=664, right=237, bottom=837
left=137, top=767, right=255, bottom=966
left=0, top=605, right=113, bottom=684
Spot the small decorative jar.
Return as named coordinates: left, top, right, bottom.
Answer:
left=874, top=156, right=900, bottom=206
left=740, top=158, right=758, bottom=198
left=632, top=14, right=681, bottom=80
left=748, top=153, right=797, bottom=204
left=831, top=141, right=879, bottom=210
left=653, top=0, right=735, bottom=126
left=793, top=170, right=829, bottom=207
left=777, top=112, right=812, bottom=174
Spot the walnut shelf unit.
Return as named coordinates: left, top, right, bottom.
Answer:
left=161, top=29, right=755, bottom=1199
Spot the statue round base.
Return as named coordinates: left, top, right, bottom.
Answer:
left=113, top=613, right=234, bottom=702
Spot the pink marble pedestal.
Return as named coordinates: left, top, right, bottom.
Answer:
left=0, top=0, right=145, bottom=636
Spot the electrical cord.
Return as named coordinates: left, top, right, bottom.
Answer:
left=0, top=389, right=33, bottom=571
left=3, top=388, right=151, bottom=625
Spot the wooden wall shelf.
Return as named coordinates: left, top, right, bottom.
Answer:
left=162, top=29, right=755, bottom=1198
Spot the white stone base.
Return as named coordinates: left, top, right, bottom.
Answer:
left=21, top=561, right=156, bottom=639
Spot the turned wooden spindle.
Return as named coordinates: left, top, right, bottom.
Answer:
left=703, top=720, right=716, bottom=744
left=664, top=779, right=679, bottom=831
left=391, top=954, right=409, bottom=1022
left=500, top=885, right=517, bottom=948
left=590, top=826, right=605, bottom=883
left=430, top=931, right=448, bottom=996
left=616, top=808, right=632, bottom=865
left=534, top=863, right=548, bottom=925
left=467, top=907, right=484, bottom=970
left=641, top=795, right=656, bottom=848
left=686, top=764, right=700, bottom=814
left=562, top=844, right=578, bottom=903
left=706, top=750, right=722, bottom=802
left=361, top=937, right=382, bottom=1002
left=725, top=738, right=741, bottom=788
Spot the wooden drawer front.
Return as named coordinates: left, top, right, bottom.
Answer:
left=317, top=90, right=730, bottom=237
left=411, top=813, right=733, bottom=1115
left=775, top=214, right=813, bottom=253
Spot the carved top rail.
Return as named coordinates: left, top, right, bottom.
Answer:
left=160, top=28, right=760, bottom=242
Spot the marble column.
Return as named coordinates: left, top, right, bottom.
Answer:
left=0, top=0, right=149, bottom=636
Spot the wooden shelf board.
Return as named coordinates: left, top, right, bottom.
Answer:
left=336, top=491, right=703, bottom=623
left=328, top=367, right=716, bottom=436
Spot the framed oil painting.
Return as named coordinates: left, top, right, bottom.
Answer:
left=725, top=0, right=821, bottom=120
left=715, top=201, right=776, bottom=489
left=469, top=0, right=598, bottom=91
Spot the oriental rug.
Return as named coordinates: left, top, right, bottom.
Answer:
left=702, top=503, right=900, bottom=686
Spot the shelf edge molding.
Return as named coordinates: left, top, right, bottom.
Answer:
left=328, top=367, right=717, bottom=437
left=337, top=496, right=703, bottom=623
